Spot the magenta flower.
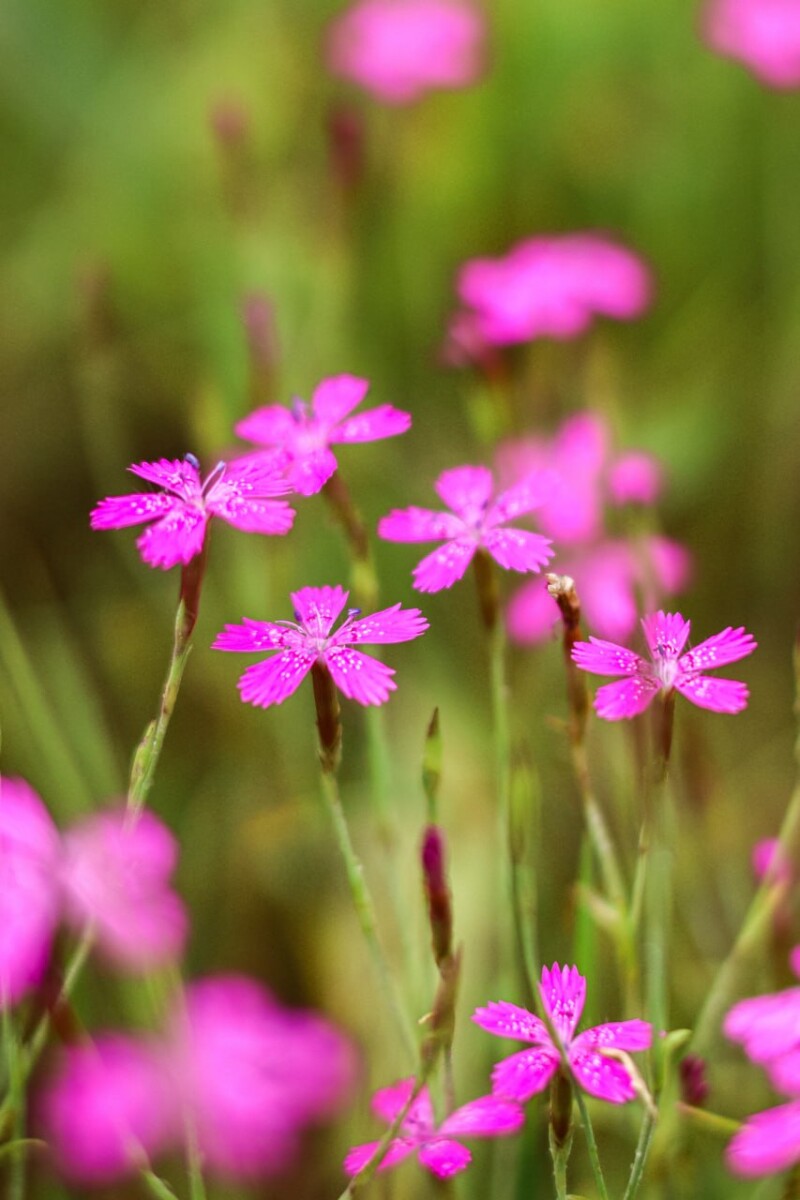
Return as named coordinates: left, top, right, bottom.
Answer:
left=752, top=837, right=792, bottom=886
left=704, top=0, right=800, bottom=88
left=571, top=611, right=757, bottom=720
left=727, top=1099, right=800, bottom=1176
left=474, top=964, right=651, bottom=1105
left=213, top=585, right=428, bottom=707
left=172, top=976, right=355, bottom=1178
left=326, top=0, right=485, bottom=105
left=377, top=465, right=553, bottom=592
left=0, top=777, right=60, bottom=1006
left=41, top=1036, right=178, bottom=1184
left=90, top=454, right=293, bottom=569
left=454, top=234, right=652, bottom=349
left=61, top=809, right=188, bottom=971
left=344, top=1078, right=522, bottom=1179
left=234, top=374, right=411, bottom=496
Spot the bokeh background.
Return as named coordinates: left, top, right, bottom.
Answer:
left=3, top=0, right=800, bottom=1196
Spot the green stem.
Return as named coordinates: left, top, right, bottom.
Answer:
left=140, top=1170, right=180, bottom=1200
left=573, top=1090, right=610, bottom=1200
left=2, top=1008, right=25, bottom=1200
left=549, top=1126, right=570, bottom=1200
left=318, top=767, right=417, bottom=1064
left=127, top=600, right=194, bottom=815
left=337, top=1074, right=428, bottom=1198
left=622, top=1112, right=657, bottom=1200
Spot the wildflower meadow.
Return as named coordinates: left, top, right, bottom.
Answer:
left=4, top=0, right=800, bottom=1197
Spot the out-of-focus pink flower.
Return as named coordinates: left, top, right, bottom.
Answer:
left=0, top=777, right=60, bottom=1006
left=704, top=0, right=800, bottom=88
left=607, top=451, right=663, bottom=506
left=727, top=1098, right=800, bottom=1176
left=326, top=0, right=485, bottom=105
left=572, top=611, right=757, bottom=720
left=61, top=809, right=188, bottom=971
left=213, top=585, right=428, bottom=707
left=91, top=455, right=294, bottom=569
left=473, top=964, right=651, bottom=1105
left=41, top=1035, right=179, bottom=1184
left=345, top=1078, right=522, bottom=1179
left=454, top=234, right=652, bottom=349
left=752, top=838, right=792, bottom=886
left=378, top=465, right=553, bottom=592
left=725, top=986, right=800, bottom=1067
left=235, top=375, right=411, bottom=496
left=507, top=537, right=691, bottom=646
left=173, top=976, right=355, bottom=1179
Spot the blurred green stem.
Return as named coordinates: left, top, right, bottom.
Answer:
left=622, top=1112, right=657, bottom=1200
left=319, top=765, right=417, bottom=1064
left=573, top=1091, right=609, bottom=1200
left=2, top=1009, right=25, bottom=1200
left=691, top=635, right=800, bottom=1055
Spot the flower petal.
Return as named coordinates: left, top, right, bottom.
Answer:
left=411, top=538, right=476, bottom=592
left=483, top=528, right=553, bottom=574
left=291, top=586, right=350, bottom=636
left=344, top=1138, right=416, bottom=1176
left=325, top=647, right=397, bottom=705
left=673, top=675, right=749, bottom=714
left=593, top=676, right=660, bottom=721
left=440, top=1096, right=524, bottom=1138
left=128, top=458, right=202, bottom=499
left=568, top=1047, right=636, bottom=1103
left=472, top=1001, right=549, bottom=1045
left=136, top=506, right=207, bottom=569
left=237, top=651, right=317, bottom=707
left=234, top=405, right=297, bottom=447
left=90, top=492, right=178, bottom=531
left=726, top=1101, right=800, bottom=1177
left=287, top=448, right=338, bottom=496
left=434, top=465, right=494, bottom=521
left=418, top=1139, right=472, bottom=1177
left=678, top=626, right=757, bottom=674
left=573, top=1020, right=652, bottom=1054
left=571, top=637, right=645, bottom=678
left=506, top=577, right=560, bottom=645
left=341, top=604, right=429, bottom=645
left=724, top=988, right=800, bottom=1061
left=206, top=494, right=295, bottom=536
left=640, top=611, right=691, bottom=659
left=377, top=507, right=465, bottom=543
left=330, top=404, right=411, bottom=443
left=372, top=1079, right=434, bottom=1128
left=540, top=963, right=586, bottom=1043
left=212, top=619, right=305, bottom=653
left=311, top=375, right=371, bottom=424
left=486, top=472, right=551, bottom=524
left=490, top=1047, right=560, bottom=1102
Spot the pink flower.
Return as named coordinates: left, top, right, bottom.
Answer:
left=344, top=1078, right=522, bottom=1179
left=727, top=1099, right=800, bottom=1176
left=704, top=0, right=800, bottom=88
left=41, top=1035, right=179, bottom=1184
left=90, top=454, right=293, bottom=569
left=607, top=451, right=663, bottom=506
left=0, top=777, right=60, bottom=1006
left=473, top=964, right=651, bottom=1105
left=752, top=837, right=792, bottom=886
left=172, top=976, right=355, bottom=1179
left=571, top=611, right=757, bottom=720
left=725, top=986, right=800, bottom=1068
left=234, top=374, right=411, bottom=496
left=377, top=465, right=553, bottom=592
left=213, top=585, right=428, bottom=707
left=507, top=537, right=690, bottom=646
left=61, top=809, right=188, bottom=971
left=454, top=234, right=652, bottom=348
left=326, top=0, right=485, bottom=105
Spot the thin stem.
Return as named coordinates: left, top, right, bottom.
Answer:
left=140, top=1170, right=180, bottom=1200
left=127, top=599, right=194, bottom=815
left=548, top=1126, right=570, bottom=1200
left=2, top=1008, right=25, bottom=1200
left=622, top=1112, right=657, bottom=1200
left=319, top=767, right=417, bottom=1063
left=573, top=1090, right=610, bottom=1200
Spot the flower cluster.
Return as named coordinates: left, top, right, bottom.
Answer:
left=724, top=959, right=800, bottom=1175
left=42, top=975, right=354, bottom=1183
left=326, top=0, right=486, bottom=105
left=0, top=777, right=186, bottom=1005
left=497, top=411, right=690, bottom=645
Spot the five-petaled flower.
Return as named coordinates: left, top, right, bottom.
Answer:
left=344, top=1078, right=523, bottom=1180
left=213, top=585, right=428, bottom=708
left=571, top=611, right=757, bottom=721
left=474, top=964, right=651, bottom=1105
left=90, top=455, right=294, bottom=569
left=377, top=465, right=553, bottom=592
left=234, top=374, right=411, bottom=496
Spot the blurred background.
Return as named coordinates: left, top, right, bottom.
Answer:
left=3, top=0, right=800, bottom=1195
